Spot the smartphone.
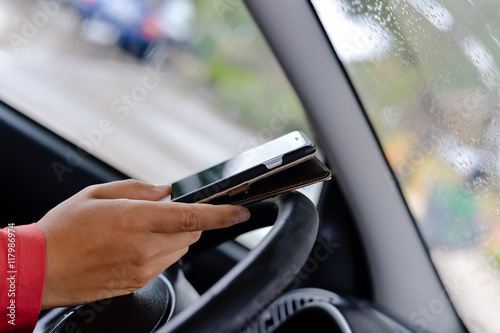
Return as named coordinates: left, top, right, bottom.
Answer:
left=171, top=131, right=316, bottom=203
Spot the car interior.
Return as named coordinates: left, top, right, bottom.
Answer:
left=3, top=0, right=499, bottom=332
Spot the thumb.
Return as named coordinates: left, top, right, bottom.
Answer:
left=86, top=179, right=171, bottom=201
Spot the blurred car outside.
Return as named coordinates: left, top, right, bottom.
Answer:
left=74, top=0, right=195, bottom=60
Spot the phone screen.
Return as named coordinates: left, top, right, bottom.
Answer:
left=171, top=131, right=311, bottom=201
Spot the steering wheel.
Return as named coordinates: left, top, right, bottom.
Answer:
left=36, top=191, right=319, bottom=333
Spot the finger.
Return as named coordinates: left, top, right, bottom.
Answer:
left=86, top=179, right=171, bottom=201
left=141, top=202, right=251, bottom=233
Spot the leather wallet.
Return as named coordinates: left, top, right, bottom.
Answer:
left=206, top=156, right=331, bottom=205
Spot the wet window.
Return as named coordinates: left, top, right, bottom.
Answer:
left=312, top=0, right=500, bottom=331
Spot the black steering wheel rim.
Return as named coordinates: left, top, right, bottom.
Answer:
left=38, top=191, right=319, bottom=333
left=160, top=191, right=319, bottom=333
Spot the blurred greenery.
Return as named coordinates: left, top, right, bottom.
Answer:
left=186, top=0, right=311, bottom=138
left=327, top=0, right=500, bottom=253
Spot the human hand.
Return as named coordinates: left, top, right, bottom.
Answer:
left=37, top=179, right=250, bottom=310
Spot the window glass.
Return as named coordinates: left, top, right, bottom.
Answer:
left=0, top=0, right=318, bottom=249
left=312, top=0, right=500, bottom=331
left=0, top=0, right=312, bottom=186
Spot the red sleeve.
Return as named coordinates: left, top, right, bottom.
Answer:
left=0, top=223, right=46, bottom=333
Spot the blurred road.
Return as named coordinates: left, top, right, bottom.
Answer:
left=0, top=0, right=256, bottom=183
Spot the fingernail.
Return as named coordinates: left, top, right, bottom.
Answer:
left=236, top=208, right=251, bottom=223
left=154, top=184, right=171, bottom=191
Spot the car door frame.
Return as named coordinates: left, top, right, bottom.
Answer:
left=243, top=0, right=466, bottom=332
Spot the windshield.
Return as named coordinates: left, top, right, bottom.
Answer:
left=312, top=0, right=500, bottom=332
left=0, top=0, right=316, bottom=247
left=0, top=0, right=312, bottom=184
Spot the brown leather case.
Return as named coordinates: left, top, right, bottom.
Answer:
left=206, top=157, right=331, bottom=205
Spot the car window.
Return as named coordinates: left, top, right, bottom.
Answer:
left=0, top=0, right=312, bottom=185
left=311, top=0, right=500, bottom=331
left=0, top=0, right=318, bottom=247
